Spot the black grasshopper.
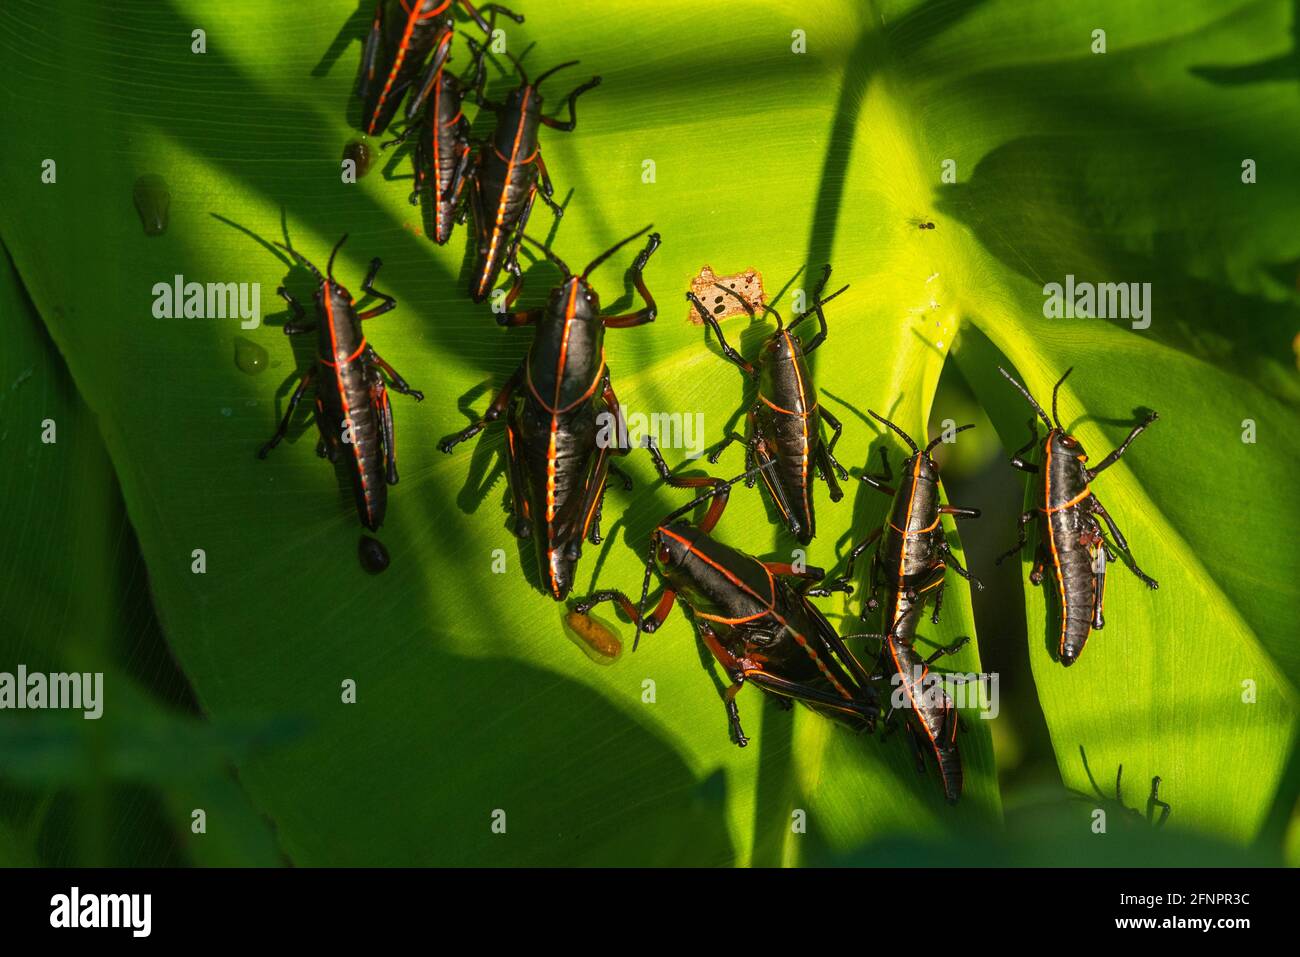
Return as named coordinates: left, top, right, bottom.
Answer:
left=438, top=227, right=661, bottom=601
left=850, top=595, right=972, bottom=804
left=829, top=412, right=982, bottom=802
left=686, top=266, right=850, bottom=544
left=995, top=367, right=1159, bottom=666
left=383, top=32, right=488, bottom=244
left=573, top=440, right=877, bottom=747
left=258, top=235, right=424, bottom=532
left=464, top=50, right=602, bottom=302
left=836, top=411, right=983, bottom=626
left=357, top=0, right=521, bottom=137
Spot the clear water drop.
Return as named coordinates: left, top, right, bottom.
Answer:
left=234, top=337, right=269, bottom=375
left=132, top=174, right=170, bottom=236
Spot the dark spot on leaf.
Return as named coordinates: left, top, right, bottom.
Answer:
left=359, top=535, right=390, bottom=574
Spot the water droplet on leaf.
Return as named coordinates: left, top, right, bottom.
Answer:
left=344, top=139, right=373, bottom=178
left=132, top=174, right=170, bottom=236
left=234, top=337, right=268, bottom=375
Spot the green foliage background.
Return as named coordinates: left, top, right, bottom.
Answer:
left=0, top=0, right=1296, bottom=866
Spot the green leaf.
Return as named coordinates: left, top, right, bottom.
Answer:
left=955, top=333, right=1295, bottom=844
left=922, top=0, right=1300, bottom=842
left=0, top=247, right=285, bottom=866
left=4, top=0, right=1295, bottom=865
left=0, top=0, right=996, bottom=865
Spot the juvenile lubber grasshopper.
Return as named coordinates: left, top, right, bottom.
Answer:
left=357, top=1, right=522, bottom=137
left=686, top=266, right=851, bottom=545
left=383, top=32, right=488, bottom=244
left=573, top=440, right=878, bottom=747
left=464, top=49, right=602, bottom=302
left=438, top=226, right=661, bottom=601
left=258, top=235, right=425, bottom=532
left=836, top=411, right=983, bottom=627
left=995, top=367, right=1159, bottom=666
left=849, top=595, right=972, bottom=804
left=827, top=412, right=981, bottom=802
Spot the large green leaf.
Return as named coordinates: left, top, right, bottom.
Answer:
left=918, top=0, right=1300, bottom=841
left=2, top=0, right=1296, bottom=864
left=955, top=334, right=1295, bottom=844
left=0, top=247, right=285, bottom=866
left=0, top=0, right=996, bottom=865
